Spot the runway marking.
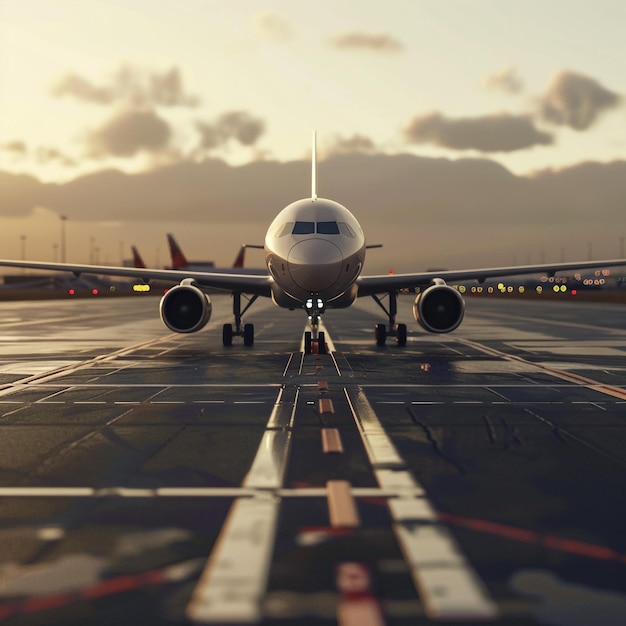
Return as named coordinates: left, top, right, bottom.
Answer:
left=327, top=480, right=360, bottom=528
left=438, top=512, right=626, bottom=565
left=458, top=338, right=626, bottom=401
left=345, top=388, right=499, bottom=620
left=319, top=398, right=335, bottom=414
left=0, top=335, right=185, bottom=399
left=336, top=562, right=386, bottom=626
left=0, top=486, right=435, bottom=498
left=321, top=428, right=344, bottom=454
left=0, top=558, right=203, bottom=623
left=187, top=385, right=296, bottom=624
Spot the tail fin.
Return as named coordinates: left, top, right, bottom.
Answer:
left=167, top=233, right=189, bottom=269
left=232, top=245, right=246, bottom=268
left=311, top=130, right=317, bottom=201
left=131, top=246, right=147, bottom=269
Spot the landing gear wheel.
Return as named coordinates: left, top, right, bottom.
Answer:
left=304, top=331, right=312, bottom=354
left=318, top=331, right=326, bottom=354
left=243, top=323, right=254, bottom=347
left=396, top=323, right=407, bottom=346
left=375, top=323, right=387, bottom=346
left=222, top=323, right=233, bottom=347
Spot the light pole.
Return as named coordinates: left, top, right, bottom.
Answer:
left=60, top=215, right=67, bottom=263
left=20, top=235, right=26, bottom=274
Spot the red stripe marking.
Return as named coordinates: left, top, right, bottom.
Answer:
left=438, top=511, right=626, bottom=564
left=0, top=565, right=174, bottom=622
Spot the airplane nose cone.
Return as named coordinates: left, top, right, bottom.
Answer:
left=288, top=239, right=343, bottom=292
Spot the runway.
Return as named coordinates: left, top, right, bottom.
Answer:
left=0, top=294, right=624, bottom=625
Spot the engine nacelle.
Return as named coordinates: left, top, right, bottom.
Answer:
left=413, top=283, right=465, bottom=333
left=160, top=283, right=212, bottom=333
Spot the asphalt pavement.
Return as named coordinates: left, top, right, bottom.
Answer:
left=0, top=294, right=624, bottom=625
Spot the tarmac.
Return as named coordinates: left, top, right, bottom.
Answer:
left=0, top=294, right=624, bottom=625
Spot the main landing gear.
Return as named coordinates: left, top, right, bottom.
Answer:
left=222, top=292, right=258, bottom=347
left=372, top=291, right=407, bottom=346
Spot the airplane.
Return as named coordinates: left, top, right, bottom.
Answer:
left=0, top=133, right=625, bottom=353
left=131, top=245, right=147, bottom=269
left=166, top=233, right=261, bottom=271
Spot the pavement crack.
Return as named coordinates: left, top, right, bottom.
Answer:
left=406, top=407, right=467, bottom=474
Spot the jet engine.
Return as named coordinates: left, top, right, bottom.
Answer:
left=413, top=282, right=465, bottom=333
left=160, top=282, right=212, bottom=333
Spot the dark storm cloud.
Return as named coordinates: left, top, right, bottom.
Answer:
left=404, top=112, right=553, bottom=152
left=51, top=65, right=199, bottom=108
left=539, top=70, right=621, bottom=130
left=330, top=32, right=404, bottom=53
left=2, top=155, right=625, bottom=258
left=87, top=109, right=172, bottom=157
left=483, top=67, right=524, bottom=94
left=196, top=111, right=265, bottom=151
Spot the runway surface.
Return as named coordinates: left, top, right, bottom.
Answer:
left=0, top=294, right=624, bottom=625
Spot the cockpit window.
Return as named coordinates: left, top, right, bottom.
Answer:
left=292, top=221, right=315, bottom=234
left=338, top=222, right=355, bottom=237
left=276, top=222, right=294, bottom=237
left=317, top=221, right=340, bottom=234
left=287, top=220, right=355, bottom=236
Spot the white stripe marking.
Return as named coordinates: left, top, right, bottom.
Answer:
left=187, top=386, right=293, bottom=623
left=347, top=388, right=499, bottom=621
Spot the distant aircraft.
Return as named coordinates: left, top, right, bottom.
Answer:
left=131, top=246, right=147, bottom=269
left=166, top=233, right=256, bottom=271
left=0, top=133, right=625, bottom=353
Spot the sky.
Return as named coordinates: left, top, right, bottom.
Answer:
left=0, top=0, right=624, bottom=270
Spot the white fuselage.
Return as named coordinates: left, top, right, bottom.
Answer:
left=264, top=198, right=366, bottom=307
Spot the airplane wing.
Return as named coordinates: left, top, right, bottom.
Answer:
left=0, top=259, right=273, bottom=297
left=356, top=259, right=626, bottom=297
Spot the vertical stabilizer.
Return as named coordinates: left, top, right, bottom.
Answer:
left=232, top=245, right=246, bottom=268
left=167, top=233, right=189, bottom=269
left=131, top=246, right=147, bottom=269
left=311, top=130, right=317, bottom=201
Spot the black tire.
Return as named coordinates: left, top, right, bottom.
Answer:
left=222, top=323, right=233, bottom=346
left=396, top=323, right=407, bottom=346
left=318, top=331, right=326, bottom=354
left=243, top=323, right=254, bottom=346
left=375, top=323, right=387, bottom=346
left=304, top=331, right=312, bottom=354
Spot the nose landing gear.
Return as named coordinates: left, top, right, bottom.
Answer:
left=304, top=294, right=327, bottom=354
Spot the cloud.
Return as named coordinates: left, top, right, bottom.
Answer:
left=403, top=112, right=553, bottom=152
left=483, top=67, right=524, bottom=94
left=196, top=111, right=265, bottom=151
left=1, top=141, right=28, bottom=157
left=254, top=11, right=292, bottom=42
left=330, top=32, right=404, bottom=53
left=86, top=109, right=172, bottom=157
left=323, top=134, right=378, bottom=157
left=539, top=70, right=621, bottom=130
left=37, top=147, right=76, bottom=167
left=147, top=67, right=200, bottom=107
left=2, top=154, right=625, bottom=272
left=51, top=65, right=199, bottom=108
